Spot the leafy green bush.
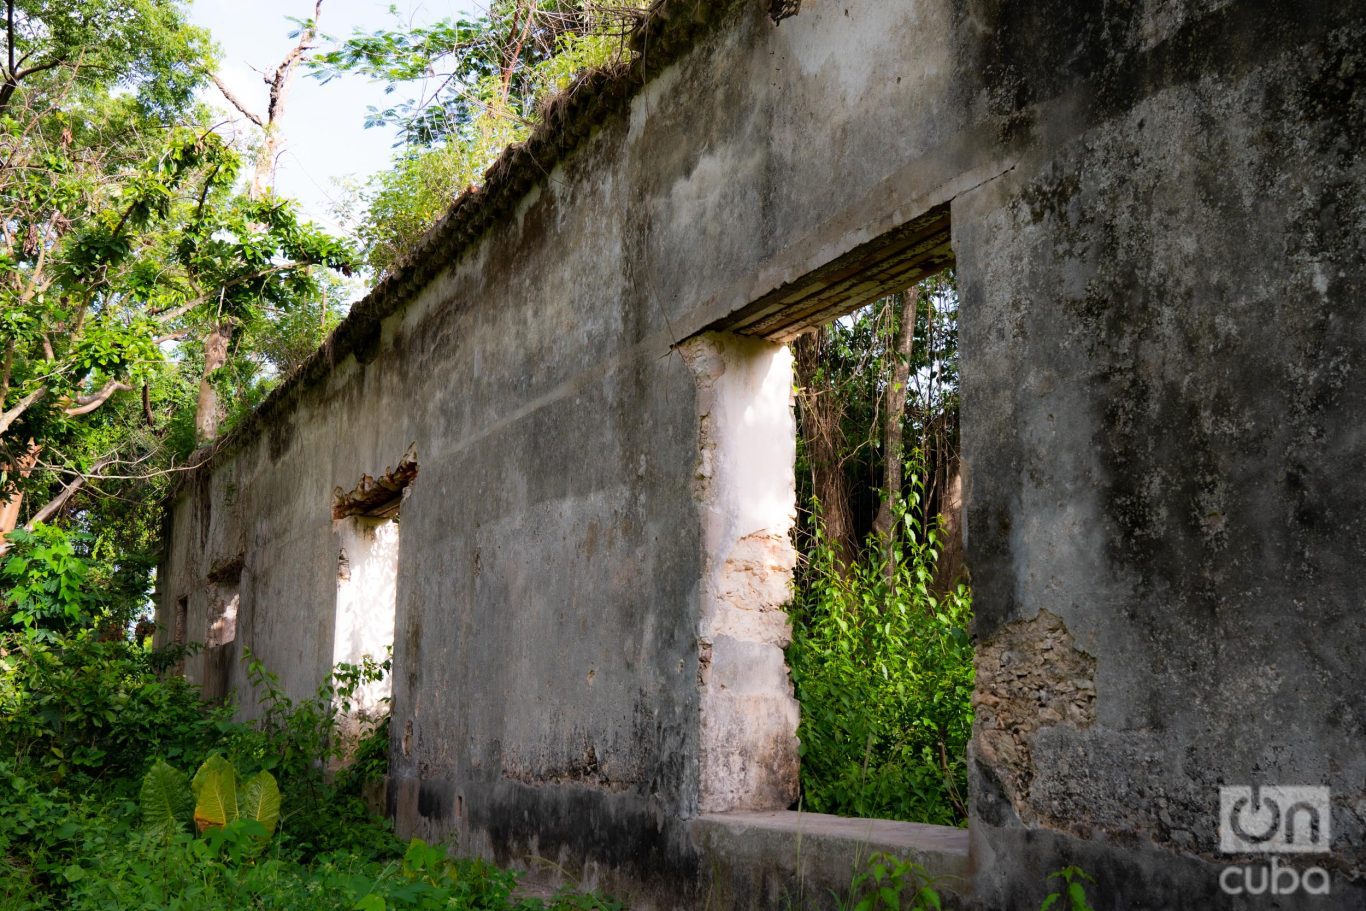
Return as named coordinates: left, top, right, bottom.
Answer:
left=1041, top=866, right=1099, bottom=911
left=217, top=651, right=397, bottom=858
left=0, top=632, right=228, bottom=783
left=2, top=526, right=116, bottom=640
left=141, top=754, right=281, bottom=838
left=840, top=852, right=944, bottom=911
left=788, top=473, right=974, bottom=825
left=0, top=759, right=620, bottom=911
left=0, top=638, right=620, bottom=910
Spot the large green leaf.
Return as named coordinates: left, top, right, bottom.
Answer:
left=140, top=760, right=190, bottom=838
left=191, top=754, right=238, bottom=832
left=238, top=770, right=281, bottom=836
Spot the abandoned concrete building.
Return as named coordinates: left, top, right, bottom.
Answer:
left=157, top=1, right=1365, bottom=907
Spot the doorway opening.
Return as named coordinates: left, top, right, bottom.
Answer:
left=203, top=557, right=243, bottom=702
left=332, top=448, right=417, bottom=741
left=786, top=267, right=969, bottom=827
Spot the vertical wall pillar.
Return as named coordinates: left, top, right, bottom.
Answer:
left=681, top=331, right=801, bottom=814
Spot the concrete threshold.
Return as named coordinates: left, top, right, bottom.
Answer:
left=690, top=810, right=971, bottom=909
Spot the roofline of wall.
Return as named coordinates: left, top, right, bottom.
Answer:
left=167, top=0, right=750, bottom=501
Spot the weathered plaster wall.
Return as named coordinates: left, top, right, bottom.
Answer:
left=159, top=0, right=1365, bottom=907
left=953, top=4, right=1366, bottom=905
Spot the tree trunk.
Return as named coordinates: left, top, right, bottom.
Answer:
left=0, top=440, right=38, bottom=547
left=214, top=1, right=323, bottom=201
left=933, top=454, right=967, bottom=593
left=792, top=328, right=855, bottom=568
left=195, top=322, right=232, bottom=444
left=873, top=289, right=918, bottom=539
left=250, top=125, right=280, bottom=200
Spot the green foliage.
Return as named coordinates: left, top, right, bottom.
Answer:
left=1040, top=866, right=1099, bottom=911
left=1, top=0, right=213, bottom=118
left=317, top=2, right=646, bottom=276
left=793, top=273, right=960, bottom=550
left=0, top=619, right=619, bottom=909
left=788, top=465, right=974, bottom=825
left=312, top=3, right=643, bottom=145
left=0, top=763, right=619, bottom=911
left=142, top=754, right=279, bottom=841
left=1, top=3, right=355, bottom=560
left=1, top=525, right=105, bottom=638
left=336, top=713, right=392, bottom=799
left=239, top=767, right=282, bottom=837
left=191, top=753, right=241, bottom=832
left=841, top=853, right=943, bottom=911
left=838, top=855, right=1105, bottom=911
left=140, top=759, right=192, bottom=839
left=0, top=634, right=226, bottom=782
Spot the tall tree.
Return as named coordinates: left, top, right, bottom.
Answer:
left=209, top=0, right=323, bottom=200
left=198, top=1, right=328, bottom=442
left=790, top=272, right=962, bottom=580
left=0, top=0, right=210, bottom=116
left=793, top=328, right=857, bottom=568
left=0, top=0, right=355, bottom=547
left=872, top=289, right=918, bottom=540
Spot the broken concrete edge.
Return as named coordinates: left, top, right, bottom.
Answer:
left=972, top=608, right=1097, bottom=828
left=690, top=810, right=971, bottom=904
left=164, top=0, right=754, bottom=505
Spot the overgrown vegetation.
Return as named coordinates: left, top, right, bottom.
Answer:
left=836, top=853, right=1102, bottom=911
left=315, top=1, right=651, bottom=277
left=0, top=525, right=621, bottom=910
left=786, top=274, right=973, bottom=826
left=789, top=474, right=973, bottom=825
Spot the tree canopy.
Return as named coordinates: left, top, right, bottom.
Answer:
left=0, top=0, right=354, bottom=561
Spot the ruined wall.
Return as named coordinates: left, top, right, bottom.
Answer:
left=954, top=3, right=1365, bottom=905
left=159, top=0, right=1365, bottom=907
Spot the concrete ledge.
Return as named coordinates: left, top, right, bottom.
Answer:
left=690, top=811, right=970, bottom=910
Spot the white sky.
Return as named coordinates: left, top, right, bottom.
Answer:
left=189, top=0, right=479, bottom=232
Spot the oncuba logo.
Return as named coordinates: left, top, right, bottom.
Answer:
left=1219, top=786, right=1332, bottom=896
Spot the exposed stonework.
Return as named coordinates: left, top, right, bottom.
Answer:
left=972, top=609, right=1097, bottom=825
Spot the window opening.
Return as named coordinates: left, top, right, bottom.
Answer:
left=687, top=206, right=971, bottom=829
left=332, top=446, right=417, bottom=740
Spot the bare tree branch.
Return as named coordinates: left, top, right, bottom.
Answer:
left=209, top=72, right=264, bottom=126
left=6, top=0, right=14, bottom=79
left=22, top=455, right=116, bottom=528
left=248, top=0, right=325, bottom=198
left=61, top=380, right=131, bottom=416
left=0, top=386, right=45, bottom=438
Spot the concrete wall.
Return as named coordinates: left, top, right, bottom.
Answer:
left=159, top=0, right=1366, bottom=907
